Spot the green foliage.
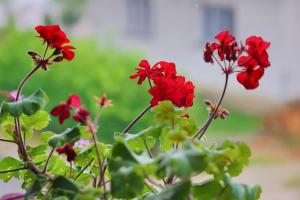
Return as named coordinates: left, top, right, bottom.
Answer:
left=192, top=175, right=262, bottom=200
left=0, top=89, right=47, bottom=117
left=0, top=157, right=23, bottom=182
left=48, top=127, right=81, bottom=148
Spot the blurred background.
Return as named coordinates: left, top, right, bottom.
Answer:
left=0, top=0, right=299, bottom=199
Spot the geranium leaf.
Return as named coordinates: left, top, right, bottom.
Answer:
left=48, top=127, right=81, bottom=148
left=116, top=126, right=162, bottom=152
left=0, top=89, right=48, bottom=117
left=0, top=157, right=23, bottom=182
left=22, top=110, right=50, bottom=131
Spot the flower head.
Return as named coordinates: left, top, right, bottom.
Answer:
left=56, top=144, right=77, bottom=162
left=73, top=107, right=91, bottom=125
left=35, top=25, right=70, bottom=48
left=131, top=60, right=195, bottom=108
left=245, top=36, right=270, bottom=68
left=51, top=94, right=81, bottom=124
left=96, top=94, right=112, bottom=108
left=130, top=59, right=162, bottom=85
left=236, top=56, right=265, bottom=89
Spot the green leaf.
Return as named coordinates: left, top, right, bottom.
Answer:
left=145, top=180, right=191, bottom=200
left=192, top=180, right=223, bottom=200
left=156, top=143, right=205, bottom=178
left=0, top=157, right=23, bottom=182
left=51, top=175, right=80, bottom=199
left=224, top=175, right=262, bottom=200
left=22, top=110, right=50, bottom=131
left=204, top=141, right=251, bottom=180
left=0, top=89, right=48, bottom=117
left=117, top=126, right=162, bottom=152
left=0, top=115, right=15, bottom=140
left=27, top=145, right=48, bottom=164
left=40, top=131, right=55, bottom=143
left=75, top=143, right=112, bottom=166
left=109, top=142, right=150, bottom=198
left=152, top=100, right=185, bottom=126
left=25, top=174, right=48, bottom=199
left=48, top=127, right=81, bottom=148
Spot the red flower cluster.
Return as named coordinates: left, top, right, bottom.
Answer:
left=35, top=25, right=75, bottom=61
left=237, top=36, right=270, bottom=89
left=56, top=144, right=77, bottom=162
left=51, top=94, right=91, bottom=125
left=130, top=60, right=195, bottom=108
left=203, top=30, right=270, bottom=90
left=204, top=31, right=240, bottom=64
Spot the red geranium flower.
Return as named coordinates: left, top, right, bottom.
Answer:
left=56, top=144, right=77, bottom=162
left=236, top=56, right=265, bottom=89
left=35, top=25, right=70, bottom=48
left=130, top=59, right=162, bottom=85
left=73, top=107, right=91, bottom=125
left=203, top=43, right=214, bottom=63
left=61, top=45, right=76, bottom=61
left=245, top=36, right=270, bottom=68
left=149, top=76, right=195, bottom=108
left=51, top=94, right=81, bottom=124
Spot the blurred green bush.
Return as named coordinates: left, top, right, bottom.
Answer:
left=0, top=27, right=261, bottom=143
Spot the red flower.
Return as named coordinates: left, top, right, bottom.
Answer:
left=96, top=94, right=112, bottom=108
left=73, top=107, right=91, bottom=125
left=51, top=94, right=81, bottom=124
left=149, top=76, right=195, bottom=108
left=35, top=25, right=70, bottom=48
left=130, top=59, right=162, bottom=85
left=237, top=56, right=265, bottom=89
left=245, top=36, right=270, bottom=68
left=56, top=144, right=77, bottom=162
left=203, top=43, right=214, bottom=63
left=215, top=30, right=235, bottom=45
left=61, top=45, right=76, bottom=61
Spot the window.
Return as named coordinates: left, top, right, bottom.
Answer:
left=126, top=0, right=151, bottom=37
left=202, top=5, right=234, bottom=42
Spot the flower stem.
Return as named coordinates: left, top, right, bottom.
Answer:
left=0, top=166, right=27, bottom=173
left=0, top=138, right=16, bottom=143
left=194, top=74, right=229, bottom=140
left=123, top=104, right=152, bottom=133
left=43, top=147, right=55, bottom=173
left=75, top=158, right=94, bottom=181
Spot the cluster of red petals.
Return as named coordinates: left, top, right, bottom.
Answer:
left=51, top=94, right=91, bottom=125
left=35, top=25, right=75, bottom=61
left=237, top=36, right=270, bottom=89
left=203, top=30, right=240, bottom=64
left=203, top=30, right=270, bottom=90
left=130, top=60, right=195, bottom=108
left=56, top=144, right=77, bottom=162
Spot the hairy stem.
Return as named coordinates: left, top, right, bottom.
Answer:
left=123, top=104, right=152, bottom=133
left=194, top=74, right=229, bottom=140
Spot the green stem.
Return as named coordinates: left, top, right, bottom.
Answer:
left=0, top=166, right=27, bottom=173
left=75, top=158, right=94, bottom=181
left=43, top=147, right=55, bottom=173
left=194, top=74, right=229, bottom=140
